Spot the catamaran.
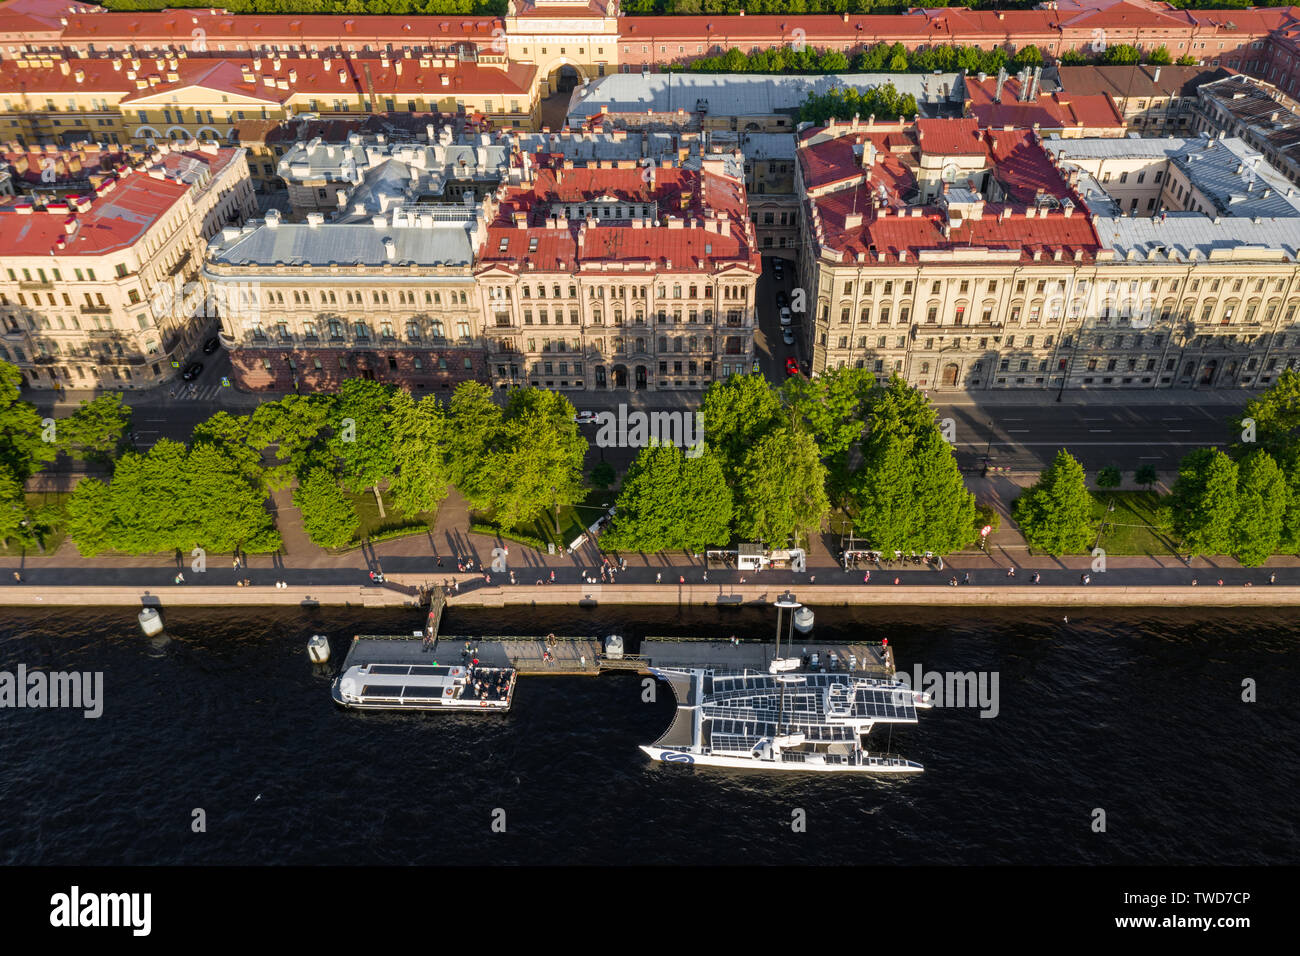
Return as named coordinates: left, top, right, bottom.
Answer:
left=640, top=593, right=930, bottom=773
left=640, top=666, right=929, bottom=773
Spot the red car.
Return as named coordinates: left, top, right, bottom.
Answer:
left=785, top=357, right=800, bottom=376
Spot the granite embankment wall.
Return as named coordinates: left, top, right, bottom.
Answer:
left=3, top=582, right=1299, bottom=608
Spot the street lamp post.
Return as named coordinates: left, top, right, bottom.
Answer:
left=981, top=420, right=994, bottom=477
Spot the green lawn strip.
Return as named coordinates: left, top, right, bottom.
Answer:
left=1092, top=490, right=1179, bottom=556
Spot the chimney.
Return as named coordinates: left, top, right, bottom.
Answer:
left=383, top=237, right=396, bottom=259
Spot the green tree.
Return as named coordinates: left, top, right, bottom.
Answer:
left=1134, top=463, right=1159, bottom=490
left=1100, top=43, right=1141, bottom=65
left=1012, top=449, right=1096, bottom=556
left=1011, top=44, right=1043, bottom=70
left=328, top=378, right=397, bottom=515
left=384, top=389, right=450, bottom=519
left=700, top=372, right=783, bottom=480
left=780, top=365, right=875, bottom=461
left=0, top=360, right=55, bottom=481
left=1095, top=465, right=1122, bottom=506
left=479, top=388, right=586, bottom=532
left=1167, top=447, right=1239, bottom=558
left=247, top=393, right=333, bottom=487
left=1233, top=449, right=1286, bottom=566
left=1234, top=368, right=1300, bottom=460
left=59, top=394, right=131, bottom=464
left=63, top=477, right=114, bottom=557
left=293, top=466, right=360, bottom=550
left=603, top=444, right=733, bottom=553
left=445, top=381, right=505, bottom=507
left=849, top=378, right=973, bottom=553
left=1176, top=54, right=1198, bottom=66
left=733, top=426, right=829, bottom=546
left=1147, top=45, right=1172, bottom=65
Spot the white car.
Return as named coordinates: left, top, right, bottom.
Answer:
left=779, top=307, right=792, bottom=326
left=573, top=410, right=600, bottom=424
left=782, top=327, right=795, bottom=346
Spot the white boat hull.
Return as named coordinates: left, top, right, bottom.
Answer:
left=640, top=745, right=923, bottom=774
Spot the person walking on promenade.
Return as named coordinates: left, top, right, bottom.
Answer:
left=174, top=572, right=185, bottom=585
left=679, top=575, right=685, bottom=584
left=949, top=576, right=958, bottom=587
left=549, top=570, right=556, bottom=584
left=1081, top=573, right=1091, bottom=585
left=962, top=572, right=970, bottom=585
left=1032, top=572, right=1040, bottom=584
left=1007, top=566, right=1015, bottom=578
left=656, top=572, right=662, bottom=584
left=702, top=571, right=708, bottom=582
left=1269, top=573, right=1276, bottom=584
left=12, top=571, right=20, bottom=584
left=863, top=571, right=870, bottom=583
left=509, top=571, right=517, bottom=585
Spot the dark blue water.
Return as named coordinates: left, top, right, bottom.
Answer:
left=0, top=604, right=1295, bottom=865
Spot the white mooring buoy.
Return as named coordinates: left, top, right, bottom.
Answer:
left=793, top=606, right=814, bottom=634
left=138, top=607, right=163, bottom=637
left=308, top=634, right=331, bottom=664
left=604, top=634, right=624, bottom=659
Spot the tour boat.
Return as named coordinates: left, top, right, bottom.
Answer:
left=640, top=666, right=926, bottom=774
left=640, top=593, right=927, bottom=774
left=331, top=661, right=516, bottom=712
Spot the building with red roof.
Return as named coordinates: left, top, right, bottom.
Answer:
left=476, top=139, right=761, bottom=391
left=0, top=141, right=255, bottom=391
left=794, top=114, right=1300, bottom=393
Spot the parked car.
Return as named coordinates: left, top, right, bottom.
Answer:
left=573, top=410, right=600, bottom=424
left=202, top=336, right=221, bottom=354
left=775, top=290, right=788, bottom=307
left=779, top=307, right=792, bottom=326
left=782, top=328, right=795, bottom=346
left=785, top=357, right=800, bottom=377
left=773, top=259, right=784, bottom=279
left=181, top=361, right=204, bottom=381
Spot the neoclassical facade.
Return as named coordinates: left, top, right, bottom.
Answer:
left=0, top=142, right=256, bottom=390
left=798, top=117, right=1300, bottom=392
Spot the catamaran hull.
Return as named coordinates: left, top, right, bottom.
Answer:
left=640, top=745, right=923, bottom=774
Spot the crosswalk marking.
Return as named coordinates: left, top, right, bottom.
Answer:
left=173, top=383, right=222, bottom=402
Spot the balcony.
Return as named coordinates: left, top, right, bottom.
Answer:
left=19, top=280, right=53, bottom=291
left=79, top=305, right=112, bottom=315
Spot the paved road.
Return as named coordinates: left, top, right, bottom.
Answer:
left=937, top=400, right=1247, bottom=471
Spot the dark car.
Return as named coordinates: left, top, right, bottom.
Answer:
left=776, top=290, right=788, bottom=307
left=202, top=336, right=221, bottom=354
left=182, top=361, right=204, bottom=381
left=785, top=357, right=800, bottom=377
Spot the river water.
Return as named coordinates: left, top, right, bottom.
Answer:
left=0, top=603, right=1295, bottom=865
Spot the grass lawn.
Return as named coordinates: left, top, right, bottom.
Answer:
left=522, top=486, right=615, bottom=549
left=0, top=490, right=71, bottom=556
left=344, top=487, right=434, bottom=541
left=1092, top=489, right=1179, bottom=556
